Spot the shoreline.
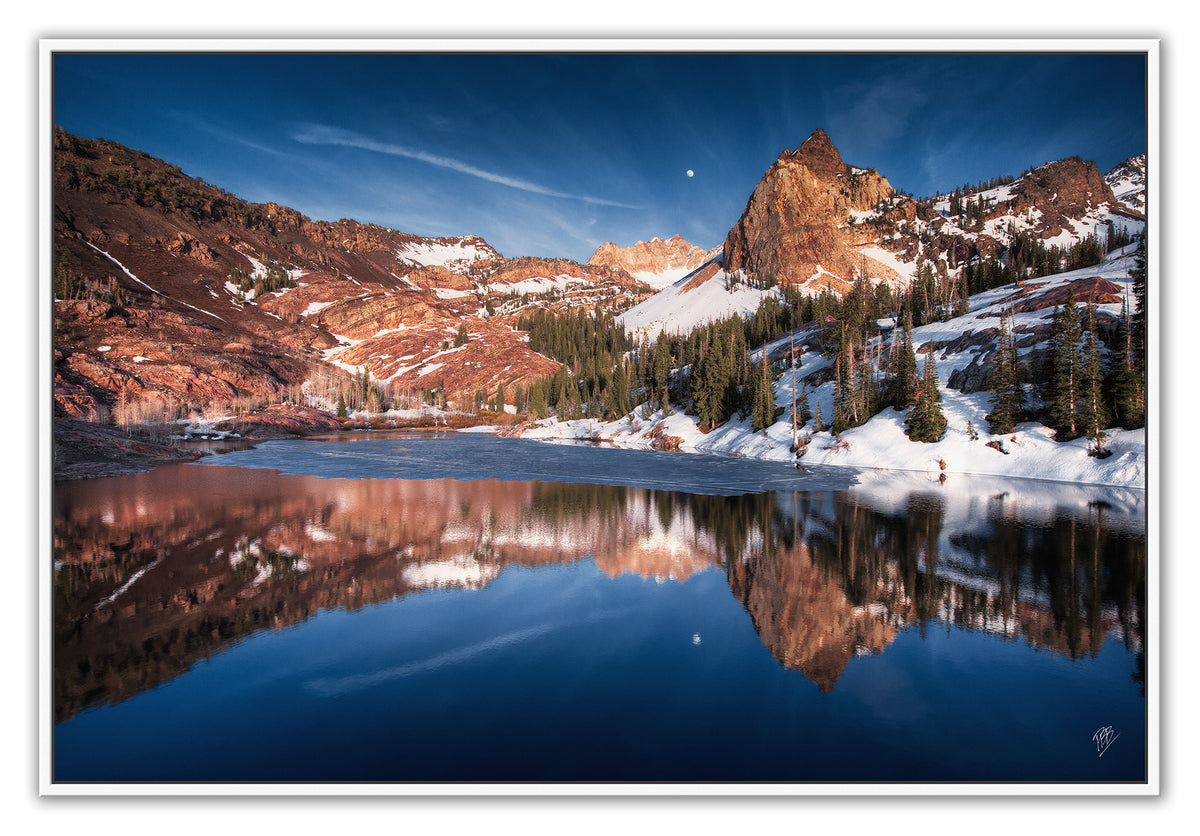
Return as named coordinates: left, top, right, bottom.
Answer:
left=52, top=405, right=1148, bottom=493
left=516, top=406, right=1147, bottom=490
left=526, top=431, right=1149, bottom=492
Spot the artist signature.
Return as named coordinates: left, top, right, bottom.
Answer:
left=1092, top=726, right=1120, bottom=758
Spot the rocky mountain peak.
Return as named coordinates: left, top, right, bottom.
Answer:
left=789, top=128, right=846, bottom=179
left=722, top=129, right=896, bottom=288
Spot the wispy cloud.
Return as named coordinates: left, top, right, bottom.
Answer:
left=172, top=111, right=305, bottom=161
left=304, top=623, right=557, bottom=697
left=824, top=73, right=931, bottom=154
left=544, top=211, right=602, bottom=249
left=293, top=123, right=638, bottom=209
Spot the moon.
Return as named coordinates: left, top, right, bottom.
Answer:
left=686, top=169, right=694, bottom=178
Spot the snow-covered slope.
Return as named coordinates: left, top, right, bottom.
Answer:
left=629, top=262, right=717, bottom=291
left=616, top=259, right=780, bottom=339
left=917, top=163, right=1144, bottom=257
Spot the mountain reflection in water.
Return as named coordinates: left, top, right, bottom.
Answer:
left=53, top=452, right=1145, bottom=725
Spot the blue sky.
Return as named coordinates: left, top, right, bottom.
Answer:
left=52, top=50, right=1148, bottom=263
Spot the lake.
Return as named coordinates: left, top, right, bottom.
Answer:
left=50, top=433, right=1148, bottom=786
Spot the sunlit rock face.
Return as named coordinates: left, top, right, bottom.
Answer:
left=723, top=129, right=898, bottom=290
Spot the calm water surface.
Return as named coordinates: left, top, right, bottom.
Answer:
left=52, top=434, right=1147, bottom=784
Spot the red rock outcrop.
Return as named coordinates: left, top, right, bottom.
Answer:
left=1004, top=276, right=1126, bottom=314
left=723, top=129, right=898, bottom=287
left=988, top=157, right=1128, bottom=239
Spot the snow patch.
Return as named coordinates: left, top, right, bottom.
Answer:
left=302, top=300, right=337, bottom=317
left=617, top=267, right=779, bottom=339
left=402, top=555, right=500, bottom=589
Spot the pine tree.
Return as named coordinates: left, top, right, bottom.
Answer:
left=914, top=259, right=936, bottom=325
left=54, top=248, right=79, bottom=300
left=796, top=377, right=812, bottom=427
left=988, top=310, right=1023, bottom=434
left=1047, top=295, right=1083, bottom=439
left=691, top=325, right=732, bottom=431
left=561, top=380, right=579, bottom=420
left=528, top=380, right=548, bottom=419
left=751, top=358, right=776, bottom=432
left=652, top=339, right=672, bottom=415
left=1107, top=294, right=1145, bottom=428
left=832, top=326, right=859, bottom=434
left=1129, top=241, right=1148, bottom=422
left=729, top=326, right=750, bottom=418
left=907, top=350, right=946, bottom=442
left=637, top=335, right=651, bottom=392
left=610, top=361, right=630, bottom=418
left=789, top=335, right=799, bottom=448
left=1079, top=303, right=1109, bottom=454
left=891, top=314, right=918, bottom=410
left=856, top=336, right=877, bottom=420
left=1131, top=241, right=1147, bottom=352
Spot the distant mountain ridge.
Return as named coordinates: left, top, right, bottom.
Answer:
left=587, top=234, right=721, bottom=289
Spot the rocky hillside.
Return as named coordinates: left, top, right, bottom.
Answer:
left=52, top=128, right=652, bottom=422
left=587, top=234, right=721, bottom=289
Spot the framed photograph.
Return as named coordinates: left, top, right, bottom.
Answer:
left=40, top=40, right=1157, bottom=795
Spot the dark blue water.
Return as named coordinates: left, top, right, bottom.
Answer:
left=51, top=434, right=1147, bottom=785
